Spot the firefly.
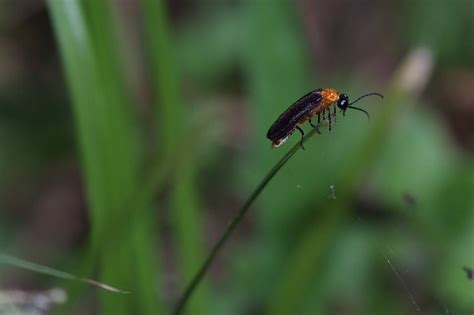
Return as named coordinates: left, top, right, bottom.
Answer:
left=266, top=88, right=383, bottom=149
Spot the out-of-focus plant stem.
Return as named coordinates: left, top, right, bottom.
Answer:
left=141, top=0, right=210, bottom=314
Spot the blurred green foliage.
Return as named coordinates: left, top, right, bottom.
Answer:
left=0, top=0, right=472, bottom=314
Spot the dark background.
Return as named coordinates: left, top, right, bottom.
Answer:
left=0, top=0, right=472, bottom=314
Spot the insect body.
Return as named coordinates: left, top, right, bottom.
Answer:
left=266, top=88, right=383, bottom=148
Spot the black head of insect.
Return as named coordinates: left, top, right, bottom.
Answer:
left=338, top=92, right=384, bottom=121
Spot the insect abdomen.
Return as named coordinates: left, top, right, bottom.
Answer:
left=266, top=90, right=323, bottom=141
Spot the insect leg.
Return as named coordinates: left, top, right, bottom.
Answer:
left=309, top=118, right=321, bottom=134
left=310, top=118, right=321, bottom=134
left=314, top=113, right=321, bottom=134
left=333, top=106, right=337, bottom=123
left=295, top=126, right=305, bottom=150
left=328, top=110, right=332, bottom=132
left=324, top=109, right=332, bottom=131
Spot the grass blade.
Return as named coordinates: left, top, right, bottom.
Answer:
left=141, top=0, right=211, bottom=313
left=173, top=126, right=322, bottom=315
left=0, top=254, right=129, bottom=294
left=47, top=1, right=162, bottom=314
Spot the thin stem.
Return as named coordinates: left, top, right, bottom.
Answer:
left=173, top=124, right=323, bottom=315
left=0, top=254, right=129, bottom=294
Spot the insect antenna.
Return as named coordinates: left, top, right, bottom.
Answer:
left=347, top=105, right=371, bottom=122
left=349, top=92, right=383, bottom=105
left=347, top=92, right=383, bottom=122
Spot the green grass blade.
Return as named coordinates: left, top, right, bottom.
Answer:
left=170, top=156, right=210, bottom=315
left=47, top=1, right=162, bottom=314
left=173, top=126, right=322, bottom=314
left=0, top=254, right=129, bottom=294
left=141, top=0, right=211, bottom=314
left=142, top=0, right=183, bottom=155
